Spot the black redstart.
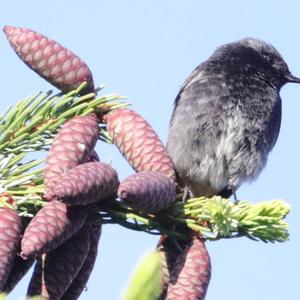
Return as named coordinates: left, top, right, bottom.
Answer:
left=167, top=38, right=300, bottom=199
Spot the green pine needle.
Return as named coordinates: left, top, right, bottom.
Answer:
left=0, top=83, right=126, bottom=154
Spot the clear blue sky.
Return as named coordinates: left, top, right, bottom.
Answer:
left=1, top=1, right=300, bottom=299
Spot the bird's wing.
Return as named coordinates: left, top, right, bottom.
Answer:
left=171, top=63, right=228, bottom=148
left=167, top=67, right=230, bottom=196
left=265, top=94, right=282, bottom=150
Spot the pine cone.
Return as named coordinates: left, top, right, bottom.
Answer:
left=21, top=200, right=88, bottom=259
left=46, top=161, right=119, bottom=205
left=118, top=171, right=176, bottom=213
left=3, top=25, right=94, bottom=95
left=88, top=150, right=100, bottom=162
left=27, top=226, right=90, bottom=300
left=106, top=109, right=176, bottom=182
left=61, top=224, right=102, bottom=300
left=26, top=257, right=42, bottom=298
left=0, top=208, right=22, bottom=290
left=165, top=236, right=211, bottom=300
left=156, top=236, right=181, bottom=299
left=1, top=217, right=34, bottom=294
left=44, top=113, right=99, bottom=193
left=2, top=255, right=35, bottom=294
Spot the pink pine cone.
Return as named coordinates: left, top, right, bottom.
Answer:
left=166, top=236, right=211, bottom=300
left=3, top=25, right=94, bottom=95
left=46, top=161, right=119, bottom=205
left=0, top=208, right=22, bottom=290
left=61, top=224, right=102, bottom=300
left=156, top=235, right=182, bottom=299
left=118, top=171, right=176, bottom=213
left=26, top=258, right=42, bottom=298
left=106, top=109, right=176, bottom=182
left=88, top=150, right=100, bottom=162
left=2, top=255, right=35, bottom=293
left=44, top=114, right=99, bottom=194
left=21, top=200, right=88, bottom=259
left=27, top=226, right=90, bottom=299
left=1, top=218, right=35, bottom=294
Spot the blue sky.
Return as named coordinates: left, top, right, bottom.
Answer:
left=1, top=1, right=300, bottom=299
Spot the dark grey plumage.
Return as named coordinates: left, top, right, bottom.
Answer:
left=167, top=38, right=300, bottom=198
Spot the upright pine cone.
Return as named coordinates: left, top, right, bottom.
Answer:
left=3, top=25, right=94, bottom=94
left=106, top=109, right=176, bottom=182
left=61, top=224, right=102, bottom=300
left=0, top=207, right=22, bottom=290
left=21, top=200, right=88, bottom=259
left=44, top=114, right=99, bottom=193
left=165, top=236, right=211, bottom=300
left=46, top=161, right=119, bottom=205
left=27, top=226, right=91, bottom=300
left=118, top=171, right=176, bottom=213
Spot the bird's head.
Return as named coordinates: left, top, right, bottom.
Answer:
left=211, top=38, right=300, bottom=88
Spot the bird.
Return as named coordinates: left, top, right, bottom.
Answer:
left=167, top=38, right=300, bottom=199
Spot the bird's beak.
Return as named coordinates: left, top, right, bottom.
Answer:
left=286, top=73, right=300, bottom=84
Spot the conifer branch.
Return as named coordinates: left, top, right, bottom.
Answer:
left=0, top=87, right=290, bottom=243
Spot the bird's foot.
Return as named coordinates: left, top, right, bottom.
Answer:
left=182, top=186, right=191, bottom=202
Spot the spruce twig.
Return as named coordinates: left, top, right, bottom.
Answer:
left=0, top=83, right=126, bottom=155
left=0, top=86, right=290, bottom=243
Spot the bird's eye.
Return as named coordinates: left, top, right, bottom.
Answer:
left=272, top=60, right=289, bottom=73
